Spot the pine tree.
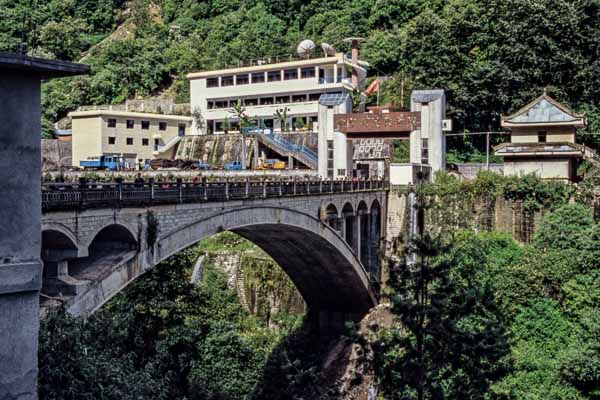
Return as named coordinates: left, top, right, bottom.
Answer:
left=377, top=190, right=509, bottom=399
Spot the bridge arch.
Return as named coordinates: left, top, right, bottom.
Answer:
left=155, top=206, right=377, bottom=314
left=87, top=223, right=137, bottom=253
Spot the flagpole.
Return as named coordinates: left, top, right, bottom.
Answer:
left=377, top=74, right=380, bottom=107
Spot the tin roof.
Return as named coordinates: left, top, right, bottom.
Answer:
left=319, top=92, right=349, bottom=106
left=502, top=93, right=586, bottom=128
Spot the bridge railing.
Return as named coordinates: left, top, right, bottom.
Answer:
left=42, top=178, right=389, bottom=212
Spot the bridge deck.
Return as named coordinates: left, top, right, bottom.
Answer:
left=42, top=178, right=388, bottom=212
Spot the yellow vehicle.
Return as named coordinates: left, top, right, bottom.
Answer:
left=257, top=158, right=286, bottom=170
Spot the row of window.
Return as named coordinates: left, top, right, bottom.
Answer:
left=211, top=116, right=318, bottom=132
left=207, top=92, right=326, bottom=110
left=207, top=67, right=319, bottom=88
left=106, top=119, right=187, bottom=135
left=107, top=137, right=161, bottom=146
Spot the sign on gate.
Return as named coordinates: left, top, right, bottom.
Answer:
left=352, top=138, right=391, bottom=160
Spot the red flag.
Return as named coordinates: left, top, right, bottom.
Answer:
left=365, top=79, right=380, bottom=95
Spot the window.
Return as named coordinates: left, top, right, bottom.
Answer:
left=337, top=169, right=346, bottom=176
left=284, top=69, right=298, bottom=80
left=107, top=118, right=116, bottom=128
left=108, top=136, right=116, bottom=145
left=178, top=123, right=186, bottom=136
left=260, top=97, right=274, bottom=105
left=154, top=138, right=160, bottom=146
left=251, top=72, right=265, bottom=83
left=236, top=74, right=249, bottom=85
left=207, top=77, right=219, bottom=88
left=309, top=93, right=321, bottom=101
left=215, top=121, right=223, bottom=131
left=301, top=67, right=316, bottom=79
left=292, top=94, right=307, bottom=103
left=141, top=120, right=150, bottom=130
left=263, top=119, right=274, bottom=129
left=337, top=66, right=343, bottom=82
left=221, top=75, right=234, bottom=86
left=267, top=70, right=281, bottom=82
left=126, top=119, right=134, bottom=129
left=207, top=101, right=214, bottom=110
left=159, top=122, right=167, bottom=131
left=421, top=138, right=429, bottom=164
left=327, top=140, right=334, bottom=178
left=214, top=100, right=227, bottom=109
left=244, top=98, right=258, bottom=106
left=142, top=138, right=149, bottom=146
left=126, top=137, right=134, bottom=145
left=538, top=131, right=547, bottom=143
left=276, top=96, right=289, bottom=104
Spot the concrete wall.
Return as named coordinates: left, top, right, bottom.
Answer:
left=71, top=116, right=102, bottom=167
left=504, top=158, right=571, bottom=179
left=0, top=71, right=42, bottom=400
left=42, top=139, right=72, bottom=171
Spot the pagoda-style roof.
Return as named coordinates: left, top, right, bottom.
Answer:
left=501, top=92, right=586, bottom=128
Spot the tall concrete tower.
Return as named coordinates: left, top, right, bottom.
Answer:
left=0, top=52, right=88, bottom=400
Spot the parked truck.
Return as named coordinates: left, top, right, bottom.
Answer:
left=257, top=158, right=286, bottom=170
left=224, top=160, right=243, bottom=170
left=80, top=155, right=124, bottom=170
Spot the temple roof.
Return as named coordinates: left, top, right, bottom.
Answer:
left=501, top=92, right=586, bottom=128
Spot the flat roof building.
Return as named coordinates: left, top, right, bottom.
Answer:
left=69, top=109, right=192, bottom=168
left=187, top=52, right=367, bottom=135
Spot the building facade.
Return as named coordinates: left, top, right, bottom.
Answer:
left=495, top=93, right=587, bottom=181
left=70, top=110, right=192, bottom=168
left=187, top=53, right=367, bottom=135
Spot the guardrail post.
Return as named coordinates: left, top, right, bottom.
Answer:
left=319, top=179, right=323, bottom=193
left=245, top=178, right=249, bottom=198
left=78, top=177, right=87, bottom=210
left=203, top=177, right=208, bottom=200
left=177, top=178, right=183, bottom=203
left=263, top=179, right=267, bottom=198
left=293, top=178, right=297, bottom=195
left=330, top=179, right=334, bottom=193
left=225, top=179, right=230, bottom=200
left=307, top=179, right=310, bottom=194
left=148, top=178, right=155, bottom=202
left=279, top=178, right=283, bottom=197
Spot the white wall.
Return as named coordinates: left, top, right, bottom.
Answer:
left=410, top=90, right=446, bottom=175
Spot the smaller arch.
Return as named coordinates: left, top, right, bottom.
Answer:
left=342, top=202, right=354, bottom=217
left=357, top=200, right=369, bottom=215
left=88, top=224, right=137, bottom=253
left=325, top=203, right=339, bottom=218
left=41, top=229, right=78, bottom=262
left=371, top=198, right=382, bottom=213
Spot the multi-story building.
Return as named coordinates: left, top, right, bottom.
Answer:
left=70, top=109, right=192, bottom=168
left=187, top=52, right=367, bottom=135
left=494, top=92, right=591, bottom=181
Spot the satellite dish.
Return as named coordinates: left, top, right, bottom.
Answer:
left=297, top=39, right=315, bottom=58
left=321, top=42, right=336, bottom=56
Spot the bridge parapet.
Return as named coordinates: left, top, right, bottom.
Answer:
left=42, top=178, right=388, bottom=213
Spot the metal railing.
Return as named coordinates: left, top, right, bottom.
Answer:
left=42, top=178, right=388, bottom=213
left=257, top=134, right=318, bottom=167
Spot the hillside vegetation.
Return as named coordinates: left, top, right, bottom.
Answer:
left=1, top=0, right=600, bottom=154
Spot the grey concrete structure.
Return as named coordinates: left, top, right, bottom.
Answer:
left=0, top=53, right=88, bottom=400
left=40, top=186, right=386, bottom=323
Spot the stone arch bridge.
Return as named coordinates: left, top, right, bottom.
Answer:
left=41, top=179, right=388, bottom=325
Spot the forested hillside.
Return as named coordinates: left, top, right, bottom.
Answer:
left=2, top=0, right=600, bottom=153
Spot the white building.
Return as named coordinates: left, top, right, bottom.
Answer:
left=187, top=53, right=367, bottom=135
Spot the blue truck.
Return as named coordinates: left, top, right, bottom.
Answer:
left=224, top=160, right=243, bottom=170
left=80, top=155, right=124, bottom=170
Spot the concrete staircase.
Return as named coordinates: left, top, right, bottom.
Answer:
left=256, top=133, right=318, bottom=169
left=580, top=144, right=600, bottom=179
